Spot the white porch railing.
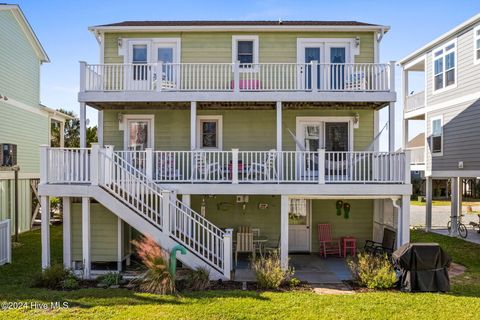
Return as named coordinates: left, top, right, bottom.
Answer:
left=409, top=148, right=425, bottom=165
left=82, top=62, right=392, bottom=93
left=148, top=149, right=408, bottom=184
left=45, top=148, right=91, bottom=184
left=405, top=91, right=425, bottom=112
left=0, top=220, right=12, bottom=265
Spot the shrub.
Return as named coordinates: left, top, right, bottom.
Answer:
left=98, top=272, right=122, bottom=287
left=251, top=251, right=293, bottom=290
left=347, top=252, right=397, bottom=289
left=32, top=264, right=79, bottom=290
left=131, top=236, right=175, bottom=294
left=185, top=267, right=210, bottom=291
left=288, top=277, right=301, bottom=288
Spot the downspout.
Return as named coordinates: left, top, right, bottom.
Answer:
left=391, top=197, right=402, bottom=249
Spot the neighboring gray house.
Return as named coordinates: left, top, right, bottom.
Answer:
left=400, top=13, right=480, bottom=233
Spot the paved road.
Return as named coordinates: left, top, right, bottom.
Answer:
left=410, top=205, right=480, bottom=228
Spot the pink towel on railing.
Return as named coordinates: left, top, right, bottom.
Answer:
left=230, top=80, right=261, bottom=90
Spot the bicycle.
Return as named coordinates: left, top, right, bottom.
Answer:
left=447, top=214, right=468, bottom=238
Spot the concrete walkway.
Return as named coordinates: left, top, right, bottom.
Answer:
left=411, top=205, right=480, bottom=245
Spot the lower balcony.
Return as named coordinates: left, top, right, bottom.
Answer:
left=43, top=148, right=410, bottom=186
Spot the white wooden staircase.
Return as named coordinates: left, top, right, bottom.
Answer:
left=42, top=146, right=232, bottom=280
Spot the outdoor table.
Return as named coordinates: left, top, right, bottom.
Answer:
left=341, top=236, right=357, bottom=257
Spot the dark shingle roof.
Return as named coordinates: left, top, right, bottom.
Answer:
left=95, top=20, right=381, bottom=28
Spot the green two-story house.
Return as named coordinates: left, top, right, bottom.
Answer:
left=0, top=4, right=70, bottom=235
left=39, top=20, right=411, bottom=280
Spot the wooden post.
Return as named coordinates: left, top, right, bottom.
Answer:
left=389, top=101, right=395, bottom=152
left=97, top=110, right=104, bottom=147
left=389, top=60, right=396, bottom=93
left=90, top=144, right=99, bottom=186
left=63, top=197, right=71, bottom=269
left=82, top=197, right=91, bottom=279
left=276, top=102, right=283, bottom=181
left=318, top=149, right=325, bottom=184
left=145, top=148, right=153, bottom=180
left=117, top=217, right=123, bottom=272
left=13, top=166, right=19, bottom=242
left=162, top=191, right=171, bottom=233
left=311, top=60, right=318, bottom=92
left=190, top=102, right=197, bottom=150
left=426, top=176, right=433, bottom=231
left=450, top=177, right=459, bottom=237
left=41, top=196, right=50, bottom=269
left=156, top=62, right=163, bottom=92
left=104, top=145, right=114, bottom=185
left=39, top=145, right=49, bottom=184
left=80, top=102, right=87, bottom=148
left=280, top=195, right=289, bottom=270
left=401, top=195, right=410, bottom=244
left=79, top=61, right=86, bottom=92
left=404, top=150, right=411, bottom=184
left=232, top=149, right=239, bottom=184
left=233, top=61, right=240, bottom=93
left=223, top=229, right=232, bottom=279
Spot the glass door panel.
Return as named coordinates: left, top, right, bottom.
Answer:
left=330, top=47, right=346, bottom=90
left=305, top=47, right=321, bottom=90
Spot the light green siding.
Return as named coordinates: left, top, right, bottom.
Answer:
left=0, top=11, right=40, bottom=106
left=104, top=31, right=375, bottom=64
left=0, top=179, right=32, bottom=234
left=0, top=101, right=49, bottom=174
left=103, top=108, right=373, bottom=151
left=71, top=203, right=119, bottom=262
left=191, top=195, right=281, bottom=248
left=311, top=199, right=373, bottom=253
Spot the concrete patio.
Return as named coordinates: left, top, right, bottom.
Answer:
left=233, top=254, right=352, bottom=284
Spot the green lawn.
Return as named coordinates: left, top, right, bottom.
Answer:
left=411, top=199, right=480, bottom=207
left=0, top=227, right=479, bottom=319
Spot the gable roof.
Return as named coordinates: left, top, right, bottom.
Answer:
left=0, top=4, right=49, bottom=63
left=399, top=13, right=480, bottom=65
left=90, top=20, right=389, bottom=33
left=406, top=133, right=425, bottom=149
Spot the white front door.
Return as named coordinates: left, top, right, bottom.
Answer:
left=124, top=117, right=154, bottom=151
left=129, top=43, right=151, bottom=90
left=288, top=199, right=311, bottom=252
left=153, top=43, right=177, bottom=89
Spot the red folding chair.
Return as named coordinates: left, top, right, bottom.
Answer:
left=317, top=224, right=341, bottom=258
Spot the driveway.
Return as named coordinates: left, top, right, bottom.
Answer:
left=410, top=205, right=480, bottom=228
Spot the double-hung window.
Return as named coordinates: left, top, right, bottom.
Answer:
left=474, top=25, right=480, bottom=63
left=433, top=40, right=456, bottom=91
left=232, top=36, right=259, bottom=69
left=431, top=116, right=443, bottom=155
left=197, top=116, right=223, bottom=149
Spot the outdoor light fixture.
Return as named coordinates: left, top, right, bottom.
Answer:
left=117, top=37, right=123, bottom=48
left=353, top=113, right=360, bottom=128
left=355, top=36, right=360, bottom=48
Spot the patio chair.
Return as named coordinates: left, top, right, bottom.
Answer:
left=235, top=226, right=254, bottom=266
left=156, top=152, right=181, bottom=181
left=191, top=151, right=223, bottom=181
left=247, top=149, right=278, bottom=181
left=317, top=224, right=341, bottom=258
left=263, top=237, right=280, bottom=256
left=364, top=228, right=396, bottom=255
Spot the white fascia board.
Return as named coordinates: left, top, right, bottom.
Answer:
left=88, top=25, right=390, bottom=34
left=399, top=13, right=480, bottom=65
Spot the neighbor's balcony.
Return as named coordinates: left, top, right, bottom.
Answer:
left=80, top=61, right=394, bottom=97
left=405, top=90, right=425, bottom=113
left=42, top=148, right=410, bottom=185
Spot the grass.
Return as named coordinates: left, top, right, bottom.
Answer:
left=0, top=227, right=479, bottom=319
left=411, top=199, right=480, bottom=207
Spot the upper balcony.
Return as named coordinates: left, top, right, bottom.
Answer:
left=404, top=90, right=426, bottom=119
left=79, top=61, right=396, bottom=105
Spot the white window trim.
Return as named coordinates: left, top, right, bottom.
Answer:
left=431, top=38, right=457, bottom=95
left=122, top=114, right=155, bottom=150
left=122, top=38, right=181, bottom=64
left=430, top=115, right=443, bottom=157
left=474, top=24, right=480, bottom=65
left=232, top=35, right=259, bottom=72
left=295, top=116, right=354, bottom=151
left=296, top=38, right=356, bottom=64
left=196, top=115, right=223, bottom=150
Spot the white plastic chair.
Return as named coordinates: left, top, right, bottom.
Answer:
left=247, top=149, right=278, bottom=181
left=191, top=151, right=223, bottom=181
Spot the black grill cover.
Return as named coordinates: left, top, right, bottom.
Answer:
left=392, top=243, right=451, bottom=292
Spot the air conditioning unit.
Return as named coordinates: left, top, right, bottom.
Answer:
left=0, top=144, right=17, bottom=167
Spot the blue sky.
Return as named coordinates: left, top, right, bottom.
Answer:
left=19, top=0, right=480, bottom=150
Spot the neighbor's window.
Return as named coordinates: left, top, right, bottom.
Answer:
left=197, top=116, right=222, bottom=149
left=431, top=117, right=443, bottom=154
left=474, top=25, right=480, bottom=63
left=232, top=36, right=258, bottom=68
left=433, top=41, right=456, bottom=91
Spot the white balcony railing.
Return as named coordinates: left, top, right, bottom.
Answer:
left=409, top=148, right=425, bottom=165
left=81, top=62, right=393, bottom=93
left=405, top=91, right=425, bottom=113
left=41, top=148, right=409, bottom=185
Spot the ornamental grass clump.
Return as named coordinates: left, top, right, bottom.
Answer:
left=185, top=267, right=211, bottom=291
left=251, top=250, right=293, bottom=290
left=347, top=252, right=397, bottom=289
left=131, top=236, right=175, bottom=295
